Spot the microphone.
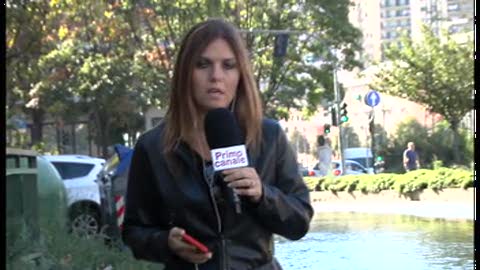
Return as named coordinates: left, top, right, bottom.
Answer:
left=204, top=108, right=248, bottom=214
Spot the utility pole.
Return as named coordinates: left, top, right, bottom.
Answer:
left=333, top=62, right=345, bottom=174
left=239, top=28, right=345, bottom=171
left=369, top=110, right=376, bottom=173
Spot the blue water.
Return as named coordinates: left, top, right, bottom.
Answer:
left=275, top=213, right=474, bottom=270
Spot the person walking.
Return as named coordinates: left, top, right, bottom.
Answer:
left=403, top=141, right=420, bottom=172
left=316, top=135, right=332, bottom=176
left=122, top=18, right=313, bottom=270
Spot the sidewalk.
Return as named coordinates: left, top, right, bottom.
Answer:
left=311, top=200, right=474, bottom=220
left=310, top=188, right=474, bottom=220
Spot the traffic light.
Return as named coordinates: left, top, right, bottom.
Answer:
left=274, top=34, right=289, bottom=57
left=323, top=124, right=331, bottom=134
left=374, top=155, right=385, bottom=173
left=330, top=107, right=338, bottom=126
left=62, top=130, right=70, bottom=145
left=339, top=102, right=348, bottom=123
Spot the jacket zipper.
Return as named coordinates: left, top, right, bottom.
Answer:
left=202, top=162, right=226, bottom=270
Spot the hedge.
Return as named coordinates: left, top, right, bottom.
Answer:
left=303, top=167, right=473, bottom=194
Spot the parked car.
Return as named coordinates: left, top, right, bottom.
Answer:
left=298, top=163, right=319, bottom=177
left=309, top=163, right=323, bottom=177
left=41, top=155, right=105, bottom=237
left=343, top=147, right=374, bottom=173
left=331, top=160, right=374, bottom=176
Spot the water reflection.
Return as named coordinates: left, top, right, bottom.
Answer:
left=275, top=213, right=473, bottom=270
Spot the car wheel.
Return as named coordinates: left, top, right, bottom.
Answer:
left=70, top=208, right=101, bottom=238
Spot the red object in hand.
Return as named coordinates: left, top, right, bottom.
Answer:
left=182, top=233, right=210, bottom=253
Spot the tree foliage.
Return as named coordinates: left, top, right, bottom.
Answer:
left=379, top=118, right=472, bottom=173
left=6, top=0, right=362, bottom=155
left=342, top=124, right=360, bottom=148
left=370, top=25, right=473, bottom=162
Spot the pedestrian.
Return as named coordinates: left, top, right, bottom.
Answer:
left=316, top=135, right=332, bottom=176
left=122, top=18, right=313, bottom=270
left=403, top=141, right=420, bottom=172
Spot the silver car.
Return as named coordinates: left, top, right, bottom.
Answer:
left=330, top=160, right=374, bottom=176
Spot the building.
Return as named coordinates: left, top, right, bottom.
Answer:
left=337, top=67, right=443, bottom=142
left=144, top=107, right=166, bottom=131
left=338, top=0, right=471, bottom=147
left=348, top=0, right=473, bottom=64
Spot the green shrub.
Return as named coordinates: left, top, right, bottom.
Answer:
left=7, top=221, right=162, bottom=270
left=432, top=160, right=444, bottom=170
left=305, top=168, right=472, bottom=195
left=303, top=176, right=321, bottom=191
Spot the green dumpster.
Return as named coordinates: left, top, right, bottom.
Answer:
left=36, top=156, right=69, bottom=232
left=6, top=149, right=69, bottom=268
left=6, top=148, right=40, bottom=247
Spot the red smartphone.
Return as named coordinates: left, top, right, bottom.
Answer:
left=182, top=233, right=210, bottom=254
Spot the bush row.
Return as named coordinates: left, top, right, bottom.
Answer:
left=303, top=167, right=473, bottom=194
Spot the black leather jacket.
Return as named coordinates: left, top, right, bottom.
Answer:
left=122, top=119, right=313, bottom=270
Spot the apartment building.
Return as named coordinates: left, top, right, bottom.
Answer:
left=349, top=0, right=473, bottom=63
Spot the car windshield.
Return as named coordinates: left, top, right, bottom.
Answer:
left=51, top=162, right=94, bottom=179
left=348, top=157, right=373, bottom=168
left=346, top=161, right=366, bottom=172
left=331, top=162, right=340, bottom=169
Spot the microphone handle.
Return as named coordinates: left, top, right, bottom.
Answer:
left=232, top=191, right=242, bottom=214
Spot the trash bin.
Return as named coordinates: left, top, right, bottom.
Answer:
left=6, top=148, right=40, bottom=247
left=98, top=144, right=133, bottom=246
left=36, top=156, right=69, bottom=232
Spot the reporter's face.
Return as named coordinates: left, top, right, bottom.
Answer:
left=192, top=38, right=240, bottom=113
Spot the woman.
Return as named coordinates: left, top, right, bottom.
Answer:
left=122, top=18, right=313, bottom=270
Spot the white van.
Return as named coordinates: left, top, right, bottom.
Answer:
left=343, top=147, right=375, bottom=174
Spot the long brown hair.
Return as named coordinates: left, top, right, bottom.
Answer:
left=163, top=18, right=263, bottom=154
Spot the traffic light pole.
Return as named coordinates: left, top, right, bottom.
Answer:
left=333, top=66, right=346, bottom=174
left=238, top=28, right=346, bottom=173
left=369, top=109, right=376, bottom=174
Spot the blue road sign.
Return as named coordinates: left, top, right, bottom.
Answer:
left=365, top=90, right=381, bottom=107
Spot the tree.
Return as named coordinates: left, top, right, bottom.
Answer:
left=383, top=118, right=432, bottom=172
left=7, top=0, right=362, bottom=155
left=232, top=0, right=363, bottom=119
left=342, top=125, right=360, bottom=148
left=290, top=130, right=309, bottom=154
left=6, top=0, right=57, bottom=145
left=430, top=120, right=473, bottom=167
left=371, top=25, right=473, bottom=163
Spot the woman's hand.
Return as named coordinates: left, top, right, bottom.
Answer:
left=168, top=227, right=212, bottom=264
left=222, top=167, right=263, bottom=203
